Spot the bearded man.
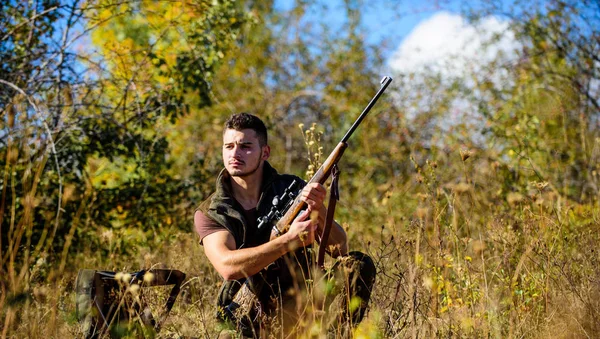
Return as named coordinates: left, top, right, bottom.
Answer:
left=194, top=113, right=375, bottom=337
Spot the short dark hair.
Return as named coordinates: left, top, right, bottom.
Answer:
left=224, top=113, right=268, bottom=146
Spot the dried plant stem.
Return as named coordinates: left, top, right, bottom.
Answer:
left=409, top=225, right=421, bottom=339
left=0, top=79, right=64, bottom=259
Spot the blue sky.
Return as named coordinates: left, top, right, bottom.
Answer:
left=269, top=0, right=526, bottom=134
left=273, top=0, right=518, bottom=78
left=273, top=0, right=463, bottom=62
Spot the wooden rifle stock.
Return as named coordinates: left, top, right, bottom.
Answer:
left=275, top=142, right=347, bottom=233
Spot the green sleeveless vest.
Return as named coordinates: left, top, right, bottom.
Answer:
left=196, top=161, right=302, bottom=249
left=196, top=162, right=305, bottom=317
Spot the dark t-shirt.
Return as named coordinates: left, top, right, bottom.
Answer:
left=195, top=207, right=257, bottom=245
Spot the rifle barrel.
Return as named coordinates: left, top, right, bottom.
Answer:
left=340, top=76, right=393, bottom=144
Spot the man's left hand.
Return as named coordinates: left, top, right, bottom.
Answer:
left=299, top=183, right=327, bottom=227
left=299, top=182, right=327, bottom=207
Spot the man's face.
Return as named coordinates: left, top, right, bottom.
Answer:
left=222, top=128, right=270, bottom=177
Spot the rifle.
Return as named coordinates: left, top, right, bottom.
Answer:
left=260, top=75, right=393, bottom=235
left=229, top=76, right=393, bottom=332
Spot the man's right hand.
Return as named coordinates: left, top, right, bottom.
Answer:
left=284, top=207, right=318, bottom=251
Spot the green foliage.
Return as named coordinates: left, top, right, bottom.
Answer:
left=0, top=0, right=250, bottom=313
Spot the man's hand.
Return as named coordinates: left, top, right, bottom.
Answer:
left=299, top=182, right=327, bottom=229
left=299, top=182, right=327, bottom=208
left=284, top=207, right=318, bottom=251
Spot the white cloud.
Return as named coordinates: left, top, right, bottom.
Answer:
left=387, top=12, right=522, bottom=143
left=389, top=11, right=520, bottom=79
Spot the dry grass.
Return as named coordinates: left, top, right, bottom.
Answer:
left=2, top=131, right=599, bottom=339
left=2, top=196, right=599, bottom=338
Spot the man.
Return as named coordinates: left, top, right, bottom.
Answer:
left=194, top=113, right=375, bottom=336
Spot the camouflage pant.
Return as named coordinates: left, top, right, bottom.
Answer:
left=217, top=249, right=376, bottom=337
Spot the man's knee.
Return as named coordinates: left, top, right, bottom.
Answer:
left=346, top=251, right=376, bottom=285
left=337, top=251, right=376, bottom=303
left=336, top=251, right=376, bottom=324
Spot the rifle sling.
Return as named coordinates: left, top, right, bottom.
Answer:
left=317, top=164, right=340, bottom=269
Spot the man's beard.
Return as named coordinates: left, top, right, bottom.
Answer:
left=229, top=158, right=262, bottom=178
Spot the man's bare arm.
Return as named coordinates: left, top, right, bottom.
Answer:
left=197, top=209, right=317, bottom=280
left=202, top=231, right=287, bottom=280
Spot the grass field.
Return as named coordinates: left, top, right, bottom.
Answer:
left=2, top=183, right=599, bottom=338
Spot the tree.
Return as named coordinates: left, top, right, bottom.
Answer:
left=466, top=0, right=600, bottom=201
left=0, top=0, right=252, bottom=296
